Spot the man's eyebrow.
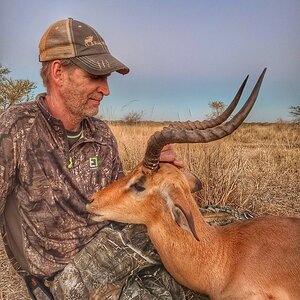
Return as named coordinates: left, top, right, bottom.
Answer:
left=88, top=73, right=111, bottom=79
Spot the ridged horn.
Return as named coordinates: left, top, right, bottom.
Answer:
left=165, top=75, right=249, bottom=130
left=143, top=68, right=267, bottom=170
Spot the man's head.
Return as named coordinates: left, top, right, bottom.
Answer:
left=38, top=18, right=129, bottom=126
left=39, top=18, right=129, bottom=77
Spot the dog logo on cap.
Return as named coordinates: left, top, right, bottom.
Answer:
left=84, top=35, right=107, bottom=50
left=84, top=35, right=106, bottom=48
left=85, top=36, right=96, bottom=46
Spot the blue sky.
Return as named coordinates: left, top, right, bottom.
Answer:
left=1, top=0, right=299, bottom=122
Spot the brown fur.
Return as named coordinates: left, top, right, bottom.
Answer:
left=87, top=163, right=300, bottom=300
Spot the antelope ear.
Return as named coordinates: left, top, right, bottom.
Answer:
left=183, top=172, right=202, bottom=193
left=173, top=205, right=199, bottom=241
left=161, top=190, right=199, bottom=241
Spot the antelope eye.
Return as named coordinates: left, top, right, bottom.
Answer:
left=131, top=182, right=146, bottom=192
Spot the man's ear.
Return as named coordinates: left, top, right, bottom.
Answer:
left=183, top=172, right=202, bottom=193
left=50, top=60, right=64, bottom=87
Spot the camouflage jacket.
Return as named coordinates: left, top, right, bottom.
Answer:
left=0, top=93, right=123, bottom=277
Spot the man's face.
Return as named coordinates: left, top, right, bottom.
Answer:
left=60, top=66, right=110, bottom=119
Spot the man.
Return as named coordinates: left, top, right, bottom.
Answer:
left=0, top=18, right=205, bottom=299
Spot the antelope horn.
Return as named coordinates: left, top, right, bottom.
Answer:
left=165, top=75, right=249, bottom=130
left=143, top=68, right=267, bottom=170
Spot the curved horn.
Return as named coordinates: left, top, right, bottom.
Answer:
left=143, top=68, right=267, bottom=170
left=166, top=75, right=249, bottom=130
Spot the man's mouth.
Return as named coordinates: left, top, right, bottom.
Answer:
left=88, top=98, right=102, bottom=107
left=89, top=98, right=101, bottom=102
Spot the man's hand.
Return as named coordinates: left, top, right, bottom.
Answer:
left=159, top=144, right=185, bottom=168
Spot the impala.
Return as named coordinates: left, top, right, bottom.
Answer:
left=87, top=69, right=300, bottom=300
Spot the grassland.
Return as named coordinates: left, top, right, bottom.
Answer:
left=0, top=122, right=299, bottom=299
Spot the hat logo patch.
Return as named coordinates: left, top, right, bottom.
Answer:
left=84, top=35, right=104, bottom=47
left=84, top=36, right=94, bottom=46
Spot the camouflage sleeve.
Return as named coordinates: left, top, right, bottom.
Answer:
left=0, top=111, right=17, bottom=216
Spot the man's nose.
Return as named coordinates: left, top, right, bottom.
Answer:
left=97, top=79, right=110, bottom=96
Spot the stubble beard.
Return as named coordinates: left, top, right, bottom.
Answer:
left=61, top=87, right=99, bottom=123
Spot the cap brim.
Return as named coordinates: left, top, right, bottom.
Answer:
left=70, top=53, right=129, bottom=75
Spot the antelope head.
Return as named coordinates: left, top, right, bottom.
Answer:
left=87, top=69, right=267, bottom=240
left=88, top=162, right=203, bottom=239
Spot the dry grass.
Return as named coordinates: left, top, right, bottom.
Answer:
left=1, top=122, right=299, bottom=298
left=113, top=122, right=299, bottom=217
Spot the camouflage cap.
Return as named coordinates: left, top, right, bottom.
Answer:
left=39, top=18, right=129, bottom=75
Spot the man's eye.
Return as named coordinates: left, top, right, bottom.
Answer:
left=90, top=75, right=101, bottom=80
left=89, top=73, right=111, bottom=80
left=130, top=182, right=146, bottom=192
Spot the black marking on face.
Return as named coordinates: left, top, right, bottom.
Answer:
left=130, top=174, right=147, bottom=192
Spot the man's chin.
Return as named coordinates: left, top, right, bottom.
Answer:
left=84, top=106, right=100, bottom=118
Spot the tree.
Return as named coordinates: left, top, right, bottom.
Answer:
left=289, top=106, right=300, bottom=123
left=0, top=64, right=36, bottom=113
left=0, top=65, right=10, bottom=80
left=123, top=110, right=144, bottom=125
left=206, top=101, right=226, bottom=119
